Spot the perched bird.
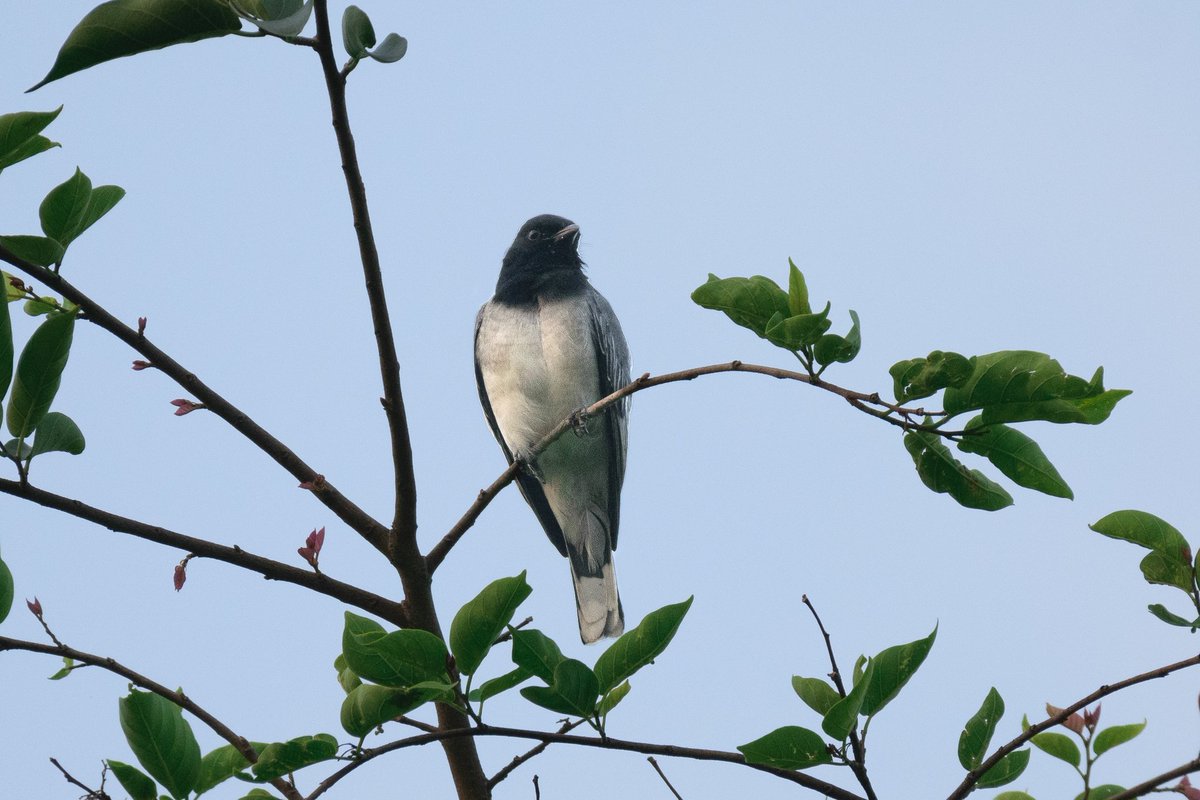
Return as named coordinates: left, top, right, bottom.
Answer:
left=474, top=214, right=631, bottom=643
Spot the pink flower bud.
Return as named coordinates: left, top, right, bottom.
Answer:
left=173, top=563, right=187, bottom=591
left=1083, top=703, right=1101, bottom=731
left=26, top=597, right=42, bottom=617
left=137, top=316, right=147, bottom=336
left=298, top=527, right=326, bottom=569
left=170, top=399, right=201, bottom=416
left=132, top=360, right=152, bottom=371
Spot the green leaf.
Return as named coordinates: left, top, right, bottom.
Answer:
left=74, top=184, right=126, bottom=243
left=957, top=418, right=1073, bottom=499
left=341, top=611, right=450, bottom=688
left=30, top=411, right=85, bottom=457
left=890, top=351, right=973, bottom=403
left=905, top=432, right=1014, bottom=511
left=821, top=659, right=874, bottom=740
left=510, top=628, right=565, bottom=684
left=1090, top=510, right=1194, bottom=593
left=39, top=169, right=92, bottom=249
left=24, top=297, right=57, bottom=317
left=7, top=311, right=75, bottom=438
left=0, top=552, right=13, bottom=625
left=367, top=33, right=407, bottom=63
left=737, top=725, right=832, bottom=770
left=0, top=107, right=62, bottom=172
left=1093, top=720, right=1146, bottom=755
left=791, top=675, right=840, bottom=716
left=194, top=744, right=265, bottom=796
left=340, top=684, right=429, bottom=738
left=2, top=439, right=32, bottom=459
left=238, top=791, right=278, bottom=800
left=107, top=759, right=158, bottom=800
left=958, top=687, right=1004, bottom=770
left=944, top=352, right=1129, bottom=425
left=597, top=680, right=631, bottom=717
left=593, top=596, right=693, bottom=694
left=1138, top=551, right=1195, bottom=593
left=814, top=310, right=861, bottom=366
left=1147, top=603, right=1196, bottom=628
left=763, top=302, right=832, bottom=350
left=2, top=272, right=23, bottom=303
left=1074, top=787, right=1127, bottom=800
left=1029, top=730, right=1080, bottom=767
left=0, top=235, right=65, bottom=268
left=341, top=5, right=375, bottom=58
left=860, top=625, right=937, bottom=715
left=691, top=274, right=791, bottom=341
left=469, top=666, right=532, bottom=704
left=450, top=571, right=532, bottom=676
left=0, top=278, right=10, bottom=405
left=976, top=748, right=1029, bottom=789
left=333, top=653, right=361, bottom=693
left=520, top=658, right=599, bottom=717
left=30, top=0, right=242, bottom=91
left=118, top=690, right=201, bottom=800
left=232, top=0, right=313, bottom=37
left=251, top=734, right=337, bottom=782
left=787, top=259, right=811, bottom=315
left=994, top=793, right=1036, bottom=800
left=48, top=656, right=75, bottom=679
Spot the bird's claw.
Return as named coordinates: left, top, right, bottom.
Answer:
left=569, top=408, right=591, bottom=437
left=514, top=451, right=545, bottom=483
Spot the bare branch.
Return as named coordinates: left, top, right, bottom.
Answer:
left=648, top=756, right=685, bottom=799
left=49, top=757, right=109, bottom=800
left=0, top=477, right=409, bottom=627
left=487, top=718, right=586, bottom=790
left=1105, top=756, right=1200, bottom=800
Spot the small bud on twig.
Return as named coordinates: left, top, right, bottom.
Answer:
left=132, top=360, right=152, bottom=371
left=1046, top=703, right=1085, bottom=734
left=170, top=399, right=204, bottom=416
left=299, top=474, right=327, bottom=491
left=1083, top=703, right=1101, bottom=731
left=297, top=526, right=325, bottom=571
left=137, top=316, right=147, bottom=336
left=1178, top=776, right=1200, bottom=800
left=26, top=597, right=43, bottom=618
left=174, top=554, right=195, bottom=591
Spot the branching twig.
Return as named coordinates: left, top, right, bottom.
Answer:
left=648, top=756, right=685, bottom=799
left=0, top=477, right=409, bottom=626
left=49, top=757, right=109, bottom=800
left=947, top=652, right=1200, bottom=800
left=1105, top=756, right=1200, bottom=800
left=487, top=718, right=586, bottom=789
left=1, top=637, right=303, bottom=800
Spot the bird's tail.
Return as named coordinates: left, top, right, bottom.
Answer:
left=566, top=522, right=624, bottom=644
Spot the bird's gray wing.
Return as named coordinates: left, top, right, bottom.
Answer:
left=585, top=287, right=631, bottom=549
left=474, top=305, right=568, bottom=557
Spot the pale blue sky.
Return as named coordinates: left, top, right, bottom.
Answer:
left=1, top=3, right=1198, bottom=799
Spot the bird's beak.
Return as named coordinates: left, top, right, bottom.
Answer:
left=552, top=223, right=580, bottom=242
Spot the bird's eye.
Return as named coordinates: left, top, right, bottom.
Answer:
left=526, top=230, right=543, bottom=241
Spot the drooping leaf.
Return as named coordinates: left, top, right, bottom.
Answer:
left=905, top=432, right=1014, bottom=511
left=958, top=687, right=1004, bottom=770
left=890, top=351, right=973, bottom=403
left=341, top=5, right=375, bottom=57
left=0, top=235, right=65, bottom=268
left=0, top=552, right=13, bottom=624
left=821, top=659, right=874, bottom=740
left=791, top=675, right=840, bottom=716
left=341, top=611, right=450, bottom=689
left=0, top=108, right=62, bottom=172
left=814, top=309, right=861, bottom=366
left=449, top=571, right=532, bottom=676
left=787, top=259, right=811, bottom=315
left=250, top=734, right=337, bottom=782
left=519, top=658, right=599, bottom=718
left=510, top=629, right=565, bottom=684
left=1029, top=730, right=1080, bottom=767
left=593, top=596, right=693, bottom=694
left=468, top=667, right=532, bottom=704
left=763, top=302, right=832, bottom=350
left=691, top=274, right=790, bottom=341
left=366, top=33, right=407, bottom=63
left=39, top=169, right=92, bottom=248
left=232, top=0, right=313, bottom=37
left=1093, top=720, right=1146, bottom=755
left=107, top=759, right=158, bottom=800
left=860, top=625, right=937, bottom=716
left=340, top=684, right=429, bottom=738
left=737, top=725, right=832, bottom=770
left=7, top=311, right=75, bottom=438
left=976, top=748, right=1030, bottom=789
left=30, top=0, right=242, bottom=91
left=30, top=411, right=85, bottom=457
left=194, top=744, right=265, bottom=796
left=1146, top=604, right=1196, bottom=628
left=597, top=680, right=631, bottom=717
left=1090, top=510, right=1195, bottom=593
left=957, top=418, right=1072, bottom=499
left=118, top=690, right=201, bottom=800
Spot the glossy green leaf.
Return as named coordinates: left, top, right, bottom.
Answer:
left=0, top=235, right=65, bottom=268
left=597, top=680, right=631, bottom=717
left=39, top=169, right=92, bottom=248
left=1090, top=510, right=1194, bottom=593
left=0, top=552, right=13, bottom=624
left=450, top=571, right=532, bottom=676
left=232, top=0, right=313, bottom=37
left=957, top=418, right=1072, bottom=499
left=976, top=748, right=1029, bottom=789
left=341, top=5, right=375, bottom=57
left=791, top=675, right=840, bottom=716
left=958, top=687, right=1004, bottom=770
left=118, top=690, right=201, bottom=800
left=814, top=310, right=861, bottom=366
left=1075, top=787, right=1127, bottom=800
left=341, top=611, right=449, bottom=688
left=1138, top=551, right=1195, bottom=593
left=30, top=0, right=242, bottom=91
left=905, top=432, right=1014, bottom=511
left=860, top=625, right=937, bottom=716
left=74, top=184, right=126, bottom=243
left=468, top=666, right=532, bottom=704
left=890, top=351, right=973, bottom=403
left=737, top=725, right=832, bottom=770
left=1147, top=603, right=1196, bottom=628
left=593, top=596, right=693, bottom=694
left=107, top=759, right=158, bottom=800
left=7, top=311, right=75, bottom=438
left=822, top=659, right=874, bottom=740
left=251, top=734, right=337, bottom=782
left=0, top=107, right=62, bottom=172
left=945, top=353, right=1129, bottom=425
left=340, top=684, right=428, bottom=737
left=787, top=259, right=811, bottom=315
left=1093, top=720, right=1146, bottom=755
left=763, top=302, right=832, bottom=350
left=691, top=274, right=790, bottom=340
left=1029, top=730, right=1080, bottom=767
left=520, top=658, right=599, bottom=717
left=48, top=656, right=75, bottom=680
left=194, top=744, right=265, bottom=796
left=30, top=411, right=85, bottom=457
left=510, top=628, right=566, bottom=684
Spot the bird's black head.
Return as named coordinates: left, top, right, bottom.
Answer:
left=494, top=214, right=587, bottom=305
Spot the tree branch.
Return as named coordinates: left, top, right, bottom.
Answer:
left=487, top=718, right=586, bottom=790
left=49, top=757, right=109, bottom=800
left=0, top=477, right=409, bottom=627
left=946, top=652, right=1200, bottom=800
left=0, top=244, right=391, bottom=554
left=1105, top=756, right=1200, bottom=800
left=0, top=636, right=303, bottom=800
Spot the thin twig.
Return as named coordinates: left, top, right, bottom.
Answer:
left=1103, top=756, right=1200, bottom=800
left=947, top=653, right=1200, bottom=800
left=49, top=757, right=109, bottom=800
left=648, top=756, right=685, bottom=799
left=3, top=637, right=303, bottom=800
left=427, top=361, right=972, bottom=573
left=533, top=774, right=540, bottom=800
left=493, top=616, right=533, bottom=647
left=487, top=719, right=586, bottom=789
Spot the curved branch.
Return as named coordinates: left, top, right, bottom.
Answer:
left=946, top=652, right=1200, bottom=800
left=0, top=477, right=408, bottom=627
left=1105, top=757, right=1200, bottom=800
left=428, top=360, right=966, bottom=573
left=0, top=636, right=303, bottom=800
left=0, top=244, right=390, bottom=553
left=307, top=724, right=866, bottom=800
